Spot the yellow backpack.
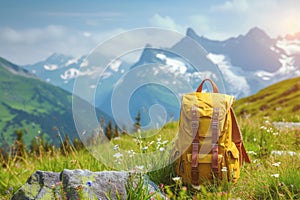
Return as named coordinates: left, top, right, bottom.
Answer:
left=172, top=79, right=250, bottom=188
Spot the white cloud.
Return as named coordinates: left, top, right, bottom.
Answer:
left=211, top=0, right=249, bottom=12
left=208, top=0, right=300, bottom=39
left=0, top=25, right=126, bottom=65
left=83, top=32, right=91, bottom=37
left=0, top=25, right=66, bottom=44
left=42, top=11, right=121, bottom=18
left=149, top=14, right=185, bottom=33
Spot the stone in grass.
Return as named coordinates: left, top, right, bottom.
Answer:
left=11, top=170, right=60, bottom=200
left=12, top=169, right=165, bottom=199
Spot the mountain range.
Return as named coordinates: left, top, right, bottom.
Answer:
left=0, top=57, right=110, bottom=148
left=21, top=27, right=300, bottom=127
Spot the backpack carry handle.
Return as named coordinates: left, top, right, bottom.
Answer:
left=196, top=78, right=219, bottom=93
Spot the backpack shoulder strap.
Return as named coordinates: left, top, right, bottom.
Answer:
left=230, top=108, right=251, bottom=164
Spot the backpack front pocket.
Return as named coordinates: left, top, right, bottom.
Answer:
left=186, top=154, right=224, bottom=183
left=225, top=144, right=240, bottom=182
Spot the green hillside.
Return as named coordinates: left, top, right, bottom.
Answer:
left=0, top=57, right=101, bottom=148
left=234, top=76, right=300, bottom=121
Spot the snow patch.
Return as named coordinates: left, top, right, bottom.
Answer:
left=278, top=55, right=296, bottom=75
left=270, top=46, right=280, bottom=53
left=254, top=53, right=300, bottom=80
left=60, top=68, right=80, bottom=80
left=156, top=53, right=166, bottom=60
left=276, top=39, right=300, bottom=55
left=100, top=72, right=113, bottom=80
left=156, top=53, right=187, bottom=74
left=206, top=53, right=250, bottom=97
left=43, top=64, right=58, bottom=71
left=109, top=59, right=122, bottom=72
left=65, top=58, right=78, bottom=66
left=80, top=60, right=89, bottom=68
left=90, top=84, right=97, bottom=89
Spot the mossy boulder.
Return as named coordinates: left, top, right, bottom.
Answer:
left=12, top=169, right=163, bottom=199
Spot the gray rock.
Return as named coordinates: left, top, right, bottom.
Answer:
left=12, top=169, right=166, bottom=200
left=12, top=170, right=60, bottom=200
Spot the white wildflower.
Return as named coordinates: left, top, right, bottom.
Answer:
left=141, top=146, right=148, bottom=151
left=221, top=167, right=227, bottom=172
left=172, top=177, right=182, bottom=183
left=159, top=147, right=165, bottom=152
left=135, top=165, right=144, bottom=171
left=247, top=151, right=257, bottom=155
left=271, top=174, right=280, bottom=178
left=162, top=140, right=168, bottom=145
left=113, top=144, right=119, bottom=151
left=127, top=149, right=136, bottom=158
left=272, top=162, right=281, bottom=167
left=113, top=137, right=121, bottom=140
left=113, top=152, right=123, bottom=159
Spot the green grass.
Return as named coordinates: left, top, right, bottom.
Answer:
left=0, top=58, right=77, bottom=147
left=1, top=117, right=299, bottom=199
left=0, top=57, right=111, bottom=148
left=234, top=76, right=300, bottom=122
left=1, top=59, right=300, bottom=199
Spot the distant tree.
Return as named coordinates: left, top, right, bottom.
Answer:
left=133, top=111, right=141, bottom=133
left=29, top=137, right=38, bottom=155
left=121, top=125, right=128, bottom=136
left=43, top=140, right=51, bottom=152
left=100, top=115, right=106, bottom=127
left=0, top=147, right=7, bottom=166
left=14, top=129, right=27, bottom=158
left=114, top=124, right=119, bottom=138
left=73, top=137, right=84, bottom=151
left=105, top=121, right=113, bottom=140
left=60, top=135, right=71, bottom=156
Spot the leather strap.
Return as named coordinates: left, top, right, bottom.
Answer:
left=196, top=78, right=219, bottom=93
left=211, top=107, right=220, bottom=176
left=191, top=106, right=199, bottom=186
left=230, top=108, right=251, bottom=164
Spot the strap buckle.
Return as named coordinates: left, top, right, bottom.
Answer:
left=192, top=121, right=199, bottom=128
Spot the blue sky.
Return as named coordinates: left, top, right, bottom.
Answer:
left=1, top=0, right=300, bottom=64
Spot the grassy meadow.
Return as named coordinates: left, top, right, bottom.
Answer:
left=0, top=115, right=300, bottom=199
